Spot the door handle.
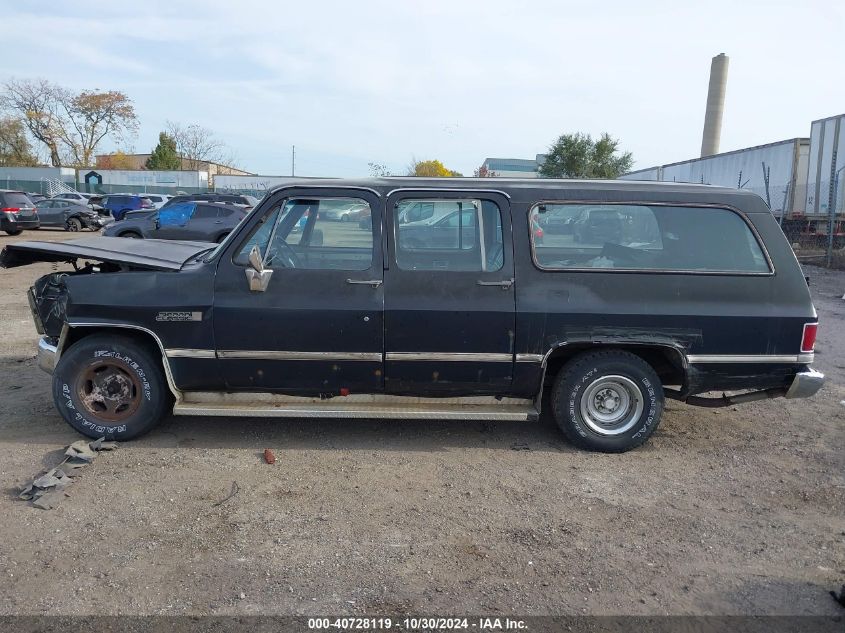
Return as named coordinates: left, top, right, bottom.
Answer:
left=346, top=279, right=383, bottom=288
left=477, top=278, right=514, bottom=289
left=214, top=220, right=223, bottom=224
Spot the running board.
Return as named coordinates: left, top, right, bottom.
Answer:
left=173, top=392, right=539, bottom=421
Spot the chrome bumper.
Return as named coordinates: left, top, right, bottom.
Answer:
left=37, top=336, right=58, bottom=375
left=785, top=368, right=825, bottom=399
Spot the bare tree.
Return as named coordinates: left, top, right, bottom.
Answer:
left=0, top=78, right=139, bottom=167
left=166, top=121, right=236, bottom=169
left=368, top=162, right=392, bottom=177
left=0, top=79, right=64, bottom=166
left=57, top=89, right=138, bottom=167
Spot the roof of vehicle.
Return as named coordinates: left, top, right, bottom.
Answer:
left=262, top=177, right=767, bottom=208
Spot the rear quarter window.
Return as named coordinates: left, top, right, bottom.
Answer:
left=529, top=203, right=771, bottom=274
left=1, top=193, right=33, bottom=207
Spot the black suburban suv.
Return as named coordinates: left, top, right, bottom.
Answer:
left=1, top=178, right=824, bottom=452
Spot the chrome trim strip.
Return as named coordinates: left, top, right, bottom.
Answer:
left=173, top=403, right=536, bottom=421
left=166, top=348, right=216, bottom=359
left=687, top=354, right=812, bottom=364
left=516, top=353, right=544, bottom=363
left=218, top=350, right=382, bottom=361
left=526, top=200, right=776, bottom=276
left=385, top=352, right=513, bottom=362
left=385, top=187, right=511, bottom=199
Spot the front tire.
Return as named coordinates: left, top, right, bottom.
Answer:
left=551, top=350, right=663, bottom=452
left=66, top=217, right=82, bottom=232
left=52, top=334, right=171, bottom=440
left=5, top=229, right=23, bottom=236
left=120, top=231, right=142, bottom=239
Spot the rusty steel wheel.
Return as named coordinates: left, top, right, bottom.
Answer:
left=53, top=333, right=171, bottom=440
left=75, top=358, right=143, bottom=422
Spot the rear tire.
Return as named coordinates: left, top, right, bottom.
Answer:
left=52, top=334, right=171, bottom=440
left=551, top=350, right=663, bottom=452
left=66, top=217, right=82, bottom=232
left=5, top=229, right=23, bottom=236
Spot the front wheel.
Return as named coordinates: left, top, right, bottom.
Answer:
left=120, top=231, right=142, bottom=239
left=551, top=350, right=663, bottom=452
left=66, top=217, right=82, bottom=232
left=52, top=334, right=172, bottom=440
left=5, top=229, right=23, bottom=236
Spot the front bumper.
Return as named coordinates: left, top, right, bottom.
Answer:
left=785, top=368, right=825, bottom=399
left=37, top=336, right=57, bottom=375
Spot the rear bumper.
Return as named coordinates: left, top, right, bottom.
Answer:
left=785, top=368, right=825, bottom=399
left=1, top=214, right=40, bottom=230
left=37, top=336, right=57, bottom=375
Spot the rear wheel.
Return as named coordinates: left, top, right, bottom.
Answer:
left=551, top=350, right=664, bottom=452
left=66, top=217, right=82, bottom=232
left=52, top=334, right=171, bottom=440
left=120, top=231, right=142, bottom=239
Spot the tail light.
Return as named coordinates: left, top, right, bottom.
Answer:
left=2, top=207, right=21, bottom=212
left=801, top=323, right=818, bottom=353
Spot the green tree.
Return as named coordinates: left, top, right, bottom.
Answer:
left=145, top=132, right=181, bottom=170
left=538, top=132, right=633, bottom=179
left=0, top=116, right=39, bottom=166
left=407, top=158, right=462, bottom=177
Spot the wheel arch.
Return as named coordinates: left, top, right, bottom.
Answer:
left=540, top=342, right=688, bottom=393
left=58, top=323, right=181, bottom=401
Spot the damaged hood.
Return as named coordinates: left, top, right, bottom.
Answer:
left=0, top=236, right=214, bottom=271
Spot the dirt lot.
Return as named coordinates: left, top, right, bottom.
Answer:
left=0, top=229, right=842, bottom=616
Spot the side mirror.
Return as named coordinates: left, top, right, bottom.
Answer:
left=245, top=245, right=273, bottom=292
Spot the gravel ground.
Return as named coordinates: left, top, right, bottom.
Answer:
left=0, top=229, right=842, bottom=616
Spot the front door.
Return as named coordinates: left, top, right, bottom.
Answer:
left=213, top=188, right=384, bottom=393
left=384, top=190, right=516, bottom=394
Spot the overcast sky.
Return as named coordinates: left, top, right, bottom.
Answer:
left=2, top=0, right=843, bottom=177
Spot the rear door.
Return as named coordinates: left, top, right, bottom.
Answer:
left=384, top=190, right=516, bottom=394
left=35, top=200, right=60, bottom=225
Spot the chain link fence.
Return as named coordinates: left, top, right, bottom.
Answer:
left=2, top=178, right=208, bottom=196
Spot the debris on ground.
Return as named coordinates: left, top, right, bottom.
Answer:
left=263, top=449, right=276, bottom=465
left=19, top=437, right=118, bottom=510
left=214, top=481, right=239, bottom=507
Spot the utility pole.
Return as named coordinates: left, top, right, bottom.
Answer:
left=291, top=145, right=296, bottom=177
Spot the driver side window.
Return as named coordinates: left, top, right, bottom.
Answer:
left=234, top=197, right=374, bottom=271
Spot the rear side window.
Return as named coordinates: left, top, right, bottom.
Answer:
left=395, top=198, right=504, bottom=272
left=2, top=193, right=34, bottom=207
left=529, top=203, right=770, bottom=273
left=193, top=205, right=219, bottom=219
left=159, top=202, right=195, bottom=227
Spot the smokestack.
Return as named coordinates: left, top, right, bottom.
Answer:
left=700, top=53, right=729, bottom=157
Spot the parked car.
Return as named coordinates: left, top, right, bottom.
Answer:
left=34, top=198, right=110, bottom=231
left=572, top=208, right=626, bottom=244
left=321, top=200, right=369, bottom=222
left=0, top=189, right=40, bottom=235
left=162, top=193, right=258, bottom=210
left=26, top=193, right=48, bottom=204
left=102, top=202, right=247, bottom=242
left=140, top=194, right=172, bottom=210
left=51, top=192, right=92, bottom=204
left=101, top=194, right=155, bottom=221
left=1, top=178, right=824, bottom=453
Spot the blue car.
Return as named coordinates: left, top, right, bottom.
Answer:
left=101, top=194, right=155, bottom=221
